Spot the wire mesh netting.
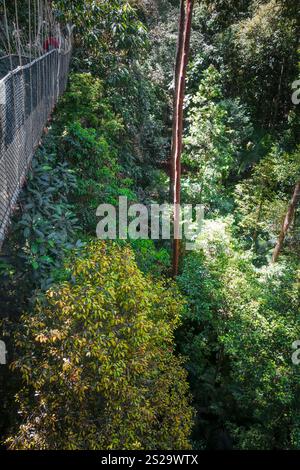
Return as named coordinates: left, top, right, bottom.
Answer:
left=0, top=48, right=71, bottom=244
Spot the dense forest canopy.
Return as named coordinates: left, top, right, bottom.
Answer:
left=0, top=0, right=299, bottom=451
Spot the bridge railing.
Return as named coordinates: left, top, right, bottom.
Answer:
left=0, top=48, right=71, bottom=245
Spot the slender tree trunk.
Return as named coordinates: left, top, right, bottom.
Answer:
left=272, top=180, right=300, bottom=263
left=169, top=0, right=185, bottom=202
left=171, top=0, right=194, bottom=277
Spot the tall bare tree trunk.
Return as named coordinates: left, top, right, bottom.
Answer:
left=170, top=0, right=185, bottom=202
left=171, top=0, right=194, bottom=277
left=272, top=180, right=300, bottom=263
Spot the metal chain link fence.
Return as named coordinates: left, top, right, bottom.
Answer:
left=0, top=48, right=71, bottom=245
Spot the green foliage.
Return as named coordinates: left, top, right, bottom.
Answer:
left=190, top=0, right=299, bottom=130
left=6, top=241, right=193, bottom=450
left=182, top=66, right=252, bottom=211
left=54, top=0, right=148, bottom=71
left=54, top=1, right=169, bottom=183
left=57, top=73, right=124, bottom=138
left=227, top=0, right=299, bottom=128
left=235, top=145, right=300, bottom=258
left=177, top=220, right=300, bottom=449
left=61, top=121, right=135, bottom=230
left=0, top=137, right=80, bottom=443
left=56, top=73, right=136, bottom=233
left=0, top=137, right=79, bottom=291
left=130, top=239, right=171, bottom=277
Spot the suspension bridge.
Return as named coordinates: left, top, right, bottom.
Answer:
left=0, top=0, right=72, bottom=245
